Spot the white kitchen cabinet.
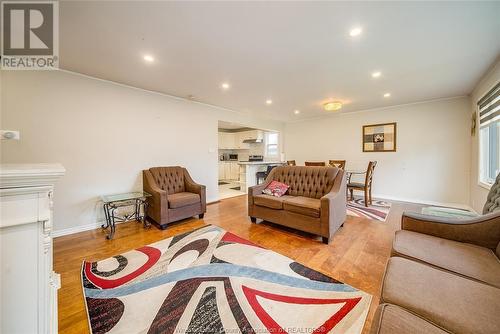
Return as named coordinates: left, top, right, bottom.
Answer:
left=224, top=163, right=231, bottom=180
left=0, top=163, right=65, bottom=334
left=218, top=132, right=237, bottom=149
left=219, top=131, right=263, bottom=149
left=218, top=163, right=225, bottom=180
left=230, top=162, right=239, bottom=180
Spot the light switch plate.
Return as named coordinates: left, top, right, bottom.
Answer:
left=1, top=130, right=20, bottom=140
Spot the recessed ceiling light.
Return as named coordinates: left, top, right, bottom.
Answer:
left=372, top=71, right=381, bottom=78
left=349, top=27, right=362, bottom=37
left=221, top=82, right=230, bottom=90
left=324, top=101, right=343, bottom=111
left=383, top=93, right=391, bottom=98
left=294, top=110, right=300, bottom=115
left=266, top=99, right=273, bottom=105
left=143, top=55, right=154, bottom=62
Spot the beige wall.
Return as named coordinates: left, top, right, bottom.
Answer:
left=469, top=59, right=500, bottom=212
left=0, top=70, right=284, bottom=233
left=284, top=97, right=472, bottom=207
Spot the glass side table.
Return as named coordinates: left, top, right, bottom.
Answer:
left=101, top=191, right=151, bottom=240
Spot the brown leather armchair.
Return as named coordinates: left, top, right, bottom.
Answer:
left=143, top=166, right=206, bottom=229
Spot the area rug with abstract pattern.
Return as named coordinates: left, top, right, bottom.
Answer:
left=82, top=225, right=371, bottom=334
left=347, top=197, right=391, bottom=222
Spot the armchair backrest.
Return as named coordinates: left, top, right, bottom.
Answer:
left=483, top=172, right=500, bottom=214
left=148, top=166, right=185, bottom=194
left=267, top=166, right=341, bottom=199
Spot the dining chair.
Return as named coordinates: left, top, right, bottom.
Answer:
left=328, top=160, right=346, bottom=169
left=347, top=161, right=377, bottom=207
left=305, top=161, right=326, bottom=166
left=286, top=160, right=296, bottom=166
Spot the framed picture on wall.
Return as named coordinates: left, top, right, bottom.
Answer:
left=362, top=122, right=397, bottom=152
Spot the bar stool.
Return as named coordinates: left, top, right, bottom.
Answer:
left=256, top=165, right=277, bottom=184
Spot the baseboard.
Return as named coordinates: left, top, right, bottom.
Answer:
left=373, top=194, right=475, bottom=212
left=54, top=197, right=221, bottom=238
left=52, top=220, right=132, bottom=238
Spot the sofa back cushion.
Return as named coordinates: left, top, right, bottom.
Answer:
left=149, top=167, right=185, bottom=194
left=483, top=173, right=500, bottom=214
left=268, top=166, right=339, bottom=199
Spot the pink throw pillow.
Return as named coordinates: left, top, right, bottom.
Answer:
left=263, top=181, right=289, bottom=197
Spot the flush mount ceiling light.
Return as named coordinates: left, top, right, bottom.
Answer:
left=143, top=55, right=154, bottom=62
left=324, top=101, right=343, bottom=111
left=383, top=93, right=391, bottom=98
left=349, top=27, right=362, bottom=37
left=371, top=71, right=382, bottom=78
left=221, top=82, right=230, bottom=90
left=266, top=99, right=273, bottom=105
left=294, top=110, right=300, bottom=115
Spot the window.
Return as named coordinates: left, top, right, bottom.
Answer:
left=265, top=132, right=279, bottom=157
left=478, top=82, right=500, bottom=187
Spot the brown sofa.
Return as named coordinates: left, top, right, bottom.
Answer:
left=248, top=166, right=346, bottom=244
left=371, top=211, right=500, bottom=334
left=143, top=166, right=206, bottom=229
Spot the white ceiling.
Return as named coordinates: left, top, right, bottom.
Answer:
left=60, top=1, right=500, bottom=121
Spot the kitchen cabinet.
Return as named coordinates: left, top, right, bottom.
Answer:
left=218, top=132, right=237, bottom=149
left=219, top=130, right=264, bottom=150
left=224, top=163, right=231, bottom=180
left=230, top=162, right=239, bottom=180
left=218, top=162, right=240, bottom=181
left=218, top=163, right=224, bottom=180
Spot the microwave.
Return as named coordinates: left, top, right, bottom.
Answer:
left=221, top=153, right=238, bottom=161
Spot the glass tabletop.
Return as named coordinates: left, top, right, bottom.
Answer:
left=346, top=170, right=366, bottom=174
left=101, top=191, right=151, bottom=203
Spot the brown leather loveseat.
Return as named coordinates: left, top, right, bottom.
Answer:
left=143, top=166, right=206, bottom=229
left=248, top=166, right=346, bottom=243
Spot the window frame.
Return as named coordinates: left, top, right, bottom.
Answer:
left=477, top=81, right=500, bottom=190
left=264, top=132, right=279, bottom=158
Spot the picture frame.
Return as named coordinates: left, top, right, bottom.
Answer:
left=362, top=122, right=397, bottom=152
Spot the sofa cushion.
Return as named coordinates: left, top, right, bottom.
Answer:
left=381, top=257, right=500, bottom=334
left=262, top=180, right=289, bottom=197
left=371, top=304, right=448, bottom=334
left=393, top=230, right=500, bottom=288
left=253, top=194, right=293, bottom=210
left=168, top=192, right=200, bottom=209
left=283, top=196, right=321, bottom=218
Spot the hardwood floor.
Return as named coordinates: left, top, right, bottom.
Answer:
left=54, top=195, right=423, bottom=334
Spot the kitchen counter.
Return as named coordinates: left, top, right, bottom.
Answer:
left=238, top=161, right=285, bottom=192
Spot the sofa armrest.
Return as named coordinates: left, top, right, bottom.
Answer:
left=320, top=170, right=347, bottom=237
left=401, top=211, right=500, bottom=250
left=143, top=170, right=168, bottom=223
left=183, top=169, right=206, bottom=212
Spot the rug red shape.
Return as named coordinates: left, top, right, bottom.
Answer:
left=242, top=285, right=361, bottom=334
left=84, top=246, right=161, bottom=289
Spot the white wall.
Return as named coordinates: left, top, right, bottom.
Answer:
left=0, top=70, right=284, bottom=233
left=284, top=97, right=471, bottom=207
left=469, top=58, right=500, bottom=212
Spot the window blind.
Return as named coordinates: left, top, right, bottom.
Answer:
left=478, top=81, right=500, bottom=127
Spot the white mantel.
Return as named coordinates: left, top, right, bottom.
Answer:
left=0, top=163, right=65, bottom=334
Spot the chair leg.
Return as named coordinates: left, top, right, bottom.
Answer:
left=369, top=187, right=373, bottom=205
left=364, top=188, right=369, bottom=207
left=349, top=188, right=354, bottom=200
left=322, top=237, right=329, bottom=244
left=199, top=213, right=204, bottom=219
left=250, top=217, right=257, bottom=223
